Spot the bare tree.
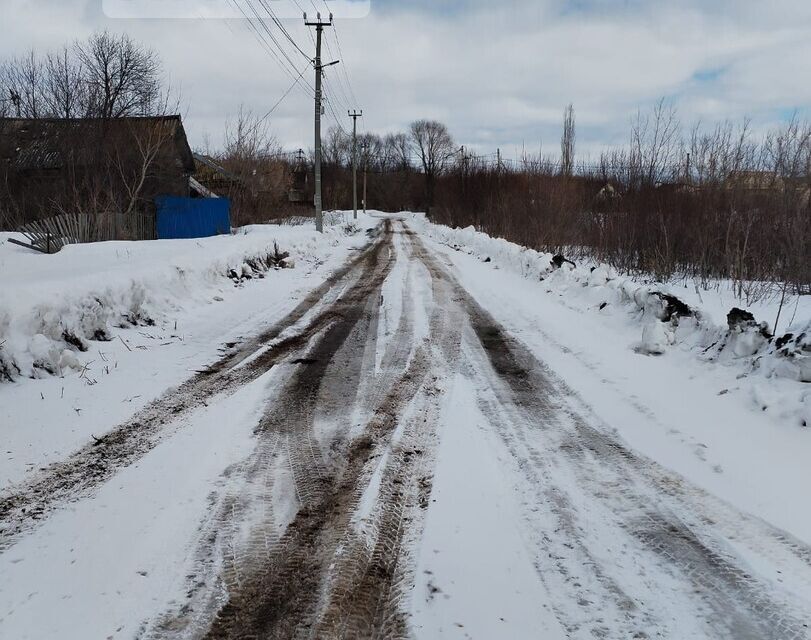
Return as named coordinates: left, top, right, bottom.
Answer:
left=358, top=132, right=383, bottom=171
left=409, top=120, right=455, bottom=214
left=630, top=98, right=681, bottom=186
left=1, top=32, right=167, bottom=120
left=323, top=126, right=350, bottom=167
left=561, top=103, right=576, bottom=177
left=1, top=50, right=44, bottom=117
left=223, top=105, right=278, bottom=166
left=43, top=47, right=86, bottom=118
left=76, top=31, right=162, bottom=119
left=114, top=118, right=178, bottom=217
left=219, top=106, right=287, bottom=224
left=384, top=132, right=411, bottom=171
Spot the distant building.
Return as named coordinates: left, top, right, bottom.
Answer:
left=725, top=170, right=784, bottom=192
left=192, top=152, right=242, bottom=199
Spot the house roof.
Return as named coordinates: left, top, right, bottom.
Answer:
left=193, top=152, right=239, bottom=182
left=0, top=115, right=195, bottom=173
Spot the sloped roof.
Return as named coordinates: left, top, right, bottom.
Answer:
left=0, top=116, right=195, bottom=173
left=193, top=152, right=239, bottom=181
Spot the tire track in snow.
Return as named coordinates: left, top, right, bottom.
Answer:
left=408, top=227, right=811, bottom=640
left=144, top=222, right=441, bottom=639
left=0, top=224, right=392, bottom=552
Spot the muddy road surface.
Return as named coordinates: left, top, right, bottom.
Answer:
left=2, top=219, right=810, bottom=639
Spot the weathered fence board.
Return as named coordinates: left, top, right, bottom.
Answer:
left=19, top=212, right=156, bottom=252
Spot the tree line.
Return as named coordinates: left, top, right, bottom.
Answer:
left=0, top=32, right=164, bottom=120
left=2, top=34, right=808, bottom=297
left=290, top=102, right=809, bottom=299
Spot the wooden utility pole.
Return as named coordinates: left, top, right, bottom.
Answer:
left=305, top=13, right=336, bottom=233
left=362, top=141, right=369, bottom=214
left=348, top=110, right=362, bottom=219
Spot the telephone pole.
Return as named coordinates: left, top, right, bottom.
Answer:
left=348, top=110, right=362, bottom=219
left=362, top=141, right=369, bottom=214
left=305, top=12, right=336, bottom=233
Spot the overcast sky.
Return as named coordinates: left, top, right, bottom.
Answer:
left=2, top=0, right=810, bottom=159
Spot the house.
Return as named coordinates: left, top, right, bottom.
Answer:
left=725, top=170, right=784, bottom=192
left=193, top=152, right=242, bottom=198
left=0, top=115, right=195, bottom=229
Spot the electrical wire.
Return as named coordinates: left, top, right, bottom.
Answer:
left=256, top=0, right=311, bottom=62
left=226, top=0, right=315, bottom=98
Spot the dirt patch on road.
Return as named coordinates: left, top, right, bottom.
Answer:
left=146, top=222, right=448, bottom=639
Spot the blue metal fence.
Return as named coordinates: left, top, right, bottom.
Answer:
left=155, top=196, right=231, bottom=240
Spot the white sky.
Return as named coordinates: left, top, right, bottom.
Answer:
left=2, top=0, right=810, bottom=159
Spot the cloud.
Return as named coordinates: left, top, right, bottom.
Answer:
left=1, top=0, right=809, bottom=158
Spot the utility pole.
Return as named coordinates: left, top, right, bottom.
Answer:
left=459, top=146, right=469, bottom=196
left=362, top=142, right=369, bottom=214
left=348, top=110, right=362, bottom=219
left=305, top=12, right=336, bottom=233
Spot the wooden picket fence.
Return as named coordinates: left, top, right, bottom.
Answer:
left=19, top=212, right=156, bottom=253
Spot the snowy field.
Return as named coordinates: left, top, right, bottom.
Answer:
left=1, top=212, right=809, bottom=639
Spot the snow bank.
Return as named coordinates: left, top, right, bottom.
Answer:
left=407, top=213, right=810, bottom=425
left=0, top=214, right=369, bottom=382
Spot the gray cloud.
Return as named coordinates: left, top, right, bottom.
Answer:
left=2, top=0, right=810, bottom=158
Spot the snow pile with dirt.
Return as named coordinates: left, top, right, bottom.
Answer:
left=407, top=213, right=810, bottom=426
left=0, top=215, right=367, bottom=382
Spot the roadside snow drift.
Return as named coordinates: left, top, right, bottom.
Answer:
left=407, top=213, right=810, bottom=426
left=0, top=216, right=365, bottom=382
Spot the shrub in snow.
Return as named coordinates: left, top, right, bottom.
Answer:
left=764, top=323, right=811, bottom=383
left=551, top=254, right=577, bottom=270
left=406, top=211, right=809, bottom=393
left=726, top=308, right=771, bottom=358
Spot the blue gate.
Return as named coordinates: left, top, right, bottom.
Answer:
left=155, top=196, right=231, bottom=240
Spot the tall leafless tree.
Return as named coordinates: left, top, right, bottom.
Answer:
left=410, top=119, right=455, bottom=214
left=75, top=31, right=162, bottom=119
left=42, top=47, right=86, bottom=118
left=561, top=103, right=576, bottom=177
left=0, top=50, right=43, bottom=117
left=630, top=98, right=681, bottom=187
left=384, top=132, right=411, bottom=171
left=1, top=32, right=166, bottom=120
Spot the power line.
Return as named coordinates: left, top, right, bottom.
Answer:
left=256, top=0, right=311, bottom=61
left=321, top=0, right=359, bottom=107
left=225, top=0, right=315, bottom=98
left=322, top=33, right=353, bottom=112
left=239, top=63, right=311, bottom=141
left=243, top=0, right=307, bottom=78
left=329, top=20, right=360, bottom=108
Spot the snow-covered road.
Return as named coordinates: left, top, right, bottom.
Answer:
left=1, top=217, right=809, bottom=639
